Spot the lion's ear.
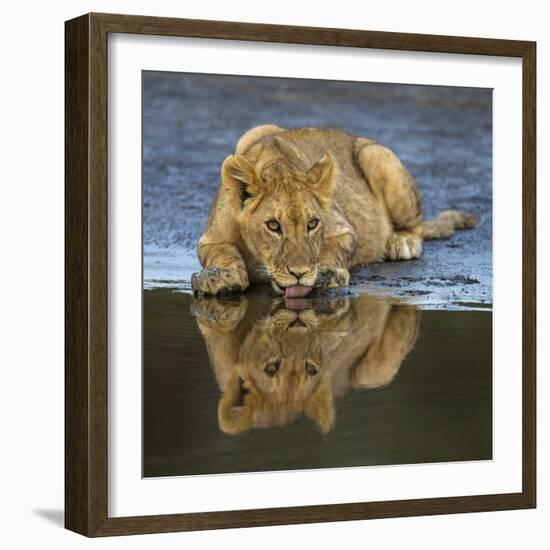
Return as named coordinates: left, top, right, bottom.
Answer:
left=218, top=374, right=256, bottom=434
left=304, top=376, right=335, bottom=433
left=306, top=153, right=335, bottom=207
left=221, top=154, right=261, bottom=209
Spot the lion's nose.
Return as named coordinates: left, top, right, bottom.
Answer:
left=287, top=268, right=307, bottom=280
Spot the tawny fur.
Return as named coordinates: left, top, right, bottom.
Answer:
left=191, top=125, right=478, bottom=296
left=192, top=295, right=420, bottom=434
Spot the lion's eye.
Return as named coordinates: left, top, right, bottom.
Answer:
left=305, top=362, right=318, bottom=376
left=266, top=220, right=281, bottom=233
left=264, top=362, right=280, bottom=376
left=307, top=218, right=320, bottom=231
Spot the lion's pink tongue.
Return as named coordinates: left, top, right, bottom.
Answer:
left=284, top=285, right=312, bottom=299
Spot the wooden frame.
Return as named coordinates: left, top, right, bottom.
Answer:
left=65, top=12, right=536, bottom=537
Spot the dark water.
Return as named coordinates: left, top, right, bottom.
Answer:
left=143, top=289, right=492, bottom=478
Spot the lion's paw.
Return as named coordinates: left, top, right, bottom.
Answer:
left=191, top=268, right=249, bottom=297
left=386, top=231, right=423, bottom=261
left=315, top=266, right=351, bottom=288
left=190, top=295, right=247, bottom=328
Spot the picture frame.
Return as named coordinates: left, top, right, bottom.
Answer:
left=65, top=12, right=536, bottom=537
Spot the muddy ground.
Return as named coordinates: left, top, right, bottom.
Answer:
left=143, top=72, right=492, bottom=309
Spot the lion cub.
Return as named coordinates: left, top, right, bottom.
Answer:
left=192, top=294, right=420, bottom=434
left=192, top=125, right=477, bottom=297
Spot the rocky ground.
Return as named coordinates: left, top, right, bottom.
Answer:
left=143, top=72, right=492, bottom=309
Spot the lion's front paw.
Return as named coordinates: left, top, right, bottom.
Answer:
left=315, top=266, right=351, bottom=288
left=386, top=231, right=423, bottom=261
left=190, top=295, right=248, bottom=329
left=191, top=268, right=249, bottom=296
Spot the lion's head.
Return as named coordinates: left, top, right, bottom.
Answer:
left=217, top=304, right=335, bottom=434
left=220, top=138, right=335, bottom=295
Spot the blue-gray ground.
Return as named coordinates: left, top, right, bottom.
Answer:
left=143, top=72, right=492, bottom=309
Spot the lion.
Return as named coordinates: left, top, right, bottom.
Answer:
left=191, top=294, right=420, bottom=434
left=191, top=125, right=478, bottom=297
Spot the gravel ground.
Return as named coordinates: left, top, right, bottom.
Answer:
left=143, top=72, right=492, bottom=309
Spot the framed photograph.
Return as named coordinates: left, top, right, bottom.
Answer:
left=65, top=13, right=536, bottom=537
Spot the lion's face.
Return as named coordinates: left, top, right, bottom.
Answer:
left=221, top=149, right=335, bottom=293
left=239, top=306, right=323, bottom=398
left=218, top=304, right=335, bottom=434
left=239, top=183, right=324, bottom=291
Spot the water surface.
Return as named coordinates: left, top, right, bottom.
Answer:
left=143, top=289, right=492, bottom=478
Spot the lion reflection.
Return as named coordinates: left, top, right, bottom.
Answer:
left=191, top=294, right=420, bottom=435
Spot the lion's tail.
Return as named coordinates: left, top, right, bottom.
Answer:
left=422, top=210, right=479, bottom=240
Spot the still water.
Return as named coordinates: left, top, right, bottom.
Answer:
left=143, top=290, right=492, bottom=478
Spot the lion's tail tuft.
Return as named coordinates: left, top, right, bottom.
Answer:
left=422, top=210, right=479, bottom=240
